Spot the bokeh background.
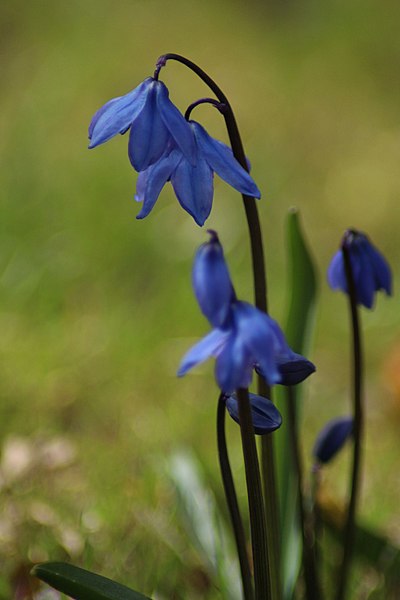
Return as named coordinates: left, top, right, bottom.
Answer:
left=1, top=0, right=400, bottom=598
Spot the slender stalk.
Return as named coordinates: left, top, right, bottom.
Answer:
left=236, top=388, right=271, bottom=600
left=217, top=394, right=254, bottom=600
left=335, top=245, right=363, bottom=600
left=286, top=387, right=322, bottom=600
left=157, top=53, right=281, bottom=598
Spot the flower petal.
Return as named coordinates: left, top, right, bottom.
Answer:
left=355, top=246, right=376, bottom=308
left=226, top=393, right=282, bottom=434
left=128, top=81, right=170, bottom=171
left=177, top=328, right=229, bottom=377
left=215, top=335, right=252, bottom=393
left=136, top=150, right=182, bottom=219
left=192, top=121, right=261, bottom=198
left=276, top=353, right=316, bottom=386
left=232, top=302, right=281, bottom=386
left=157, top=83, right=196, bottom=165
left=313, top=416, right=353, bottom=464
left=171, top=156, right=214, bottom=226
left=365, top=242, right=392, bottom=296
left=88, top=78, right=152, bottom=148
left=192, top=231, right=235, bottom=328
left=327, top=250, right=346, bottom=292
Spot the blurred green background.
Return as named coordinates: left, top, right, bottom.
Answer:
left=1, top=0, right=400, bottom=598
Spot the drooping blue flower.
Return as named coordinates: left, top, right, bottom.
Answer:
left=88, top=77, right=195, bottom=172
left=225, top=393, right=282, bottom=434
left=327, top=229, right=392, bottom=309
left=178, top=231, right=315, bottom=393
left=312, top=416, right=353, bottom=464
left=134, top=121, right=261, bottom=226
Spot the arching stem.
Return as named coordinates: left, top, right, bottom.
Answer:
left=335, top=242, right=363, bottom=600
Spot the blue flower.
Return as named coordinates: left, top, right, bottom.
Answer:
left=177, top=231, right=314, bottom=393
left=225, top=393, right=282, bottom=434
left=327, top=229, right=392, bottom=309
left=134, top=121, right=261, bottom=226
left=312, top=416, right=353, bottom=464
left=88, top=77, right=195, bottom=172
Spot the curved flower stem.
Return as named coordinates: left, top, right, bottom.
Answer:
left=236, top=388, right=271, bottom=600
left=287, top=387, right=322, bottom=600
left=184, top=97, right=227, bottom=121
left=217, top=395, right=254, bottom=600
left=335, top=245, right=363, bottom=600
left=157, top=53, right=281, bottom=599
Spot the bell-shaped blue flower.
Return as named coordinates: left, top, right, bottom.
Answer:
left=88, top=77, right=195, bottom=172
left=134, top=120, right=261, bottom=226
left=225, top=393, right=282, bottom=434
left=312, top=416, right=353, bottom=464
left=178, top=231, right=315, bottom=394
left=327, top=229, right=392, bottom=309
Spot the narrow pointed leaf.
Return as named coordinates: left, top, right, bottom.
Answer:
left=275, top=209, right=318, bottom=600
left=32, top=562, right=152, bottom=600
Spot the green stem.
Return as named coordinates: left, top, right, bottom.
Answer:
left=259, top=380, right=281, bottom=600
left=237, top=388, right=271, bottom=600
left=287, top=387, right=322, bottom=600
left=335, top=245, right=363, bottom=600
left=217, top=395, right=254, bottom=600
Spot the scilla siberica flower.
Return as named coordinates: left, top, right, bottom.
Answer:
left=177, top=231, right=315, bottom=394
left=135, top=120, right=261, bottom=226
left=327, top=229, right=392, bottom=309
left=88, top=77, right=260, bottom=227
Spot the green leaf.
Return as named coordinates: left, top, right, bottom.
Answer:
left=275, top=208, right=318, bottom=600
left=31, top=562, right=152, bottom=600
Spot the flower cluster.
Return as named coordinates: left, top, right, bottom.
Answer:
left=327, top=229, right=392, bottom=309
left=178, top=230, right=315, bottom=394
left=89, top=78, right=260, bottom=226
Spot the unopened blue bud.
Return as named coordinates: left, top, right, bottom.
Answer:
left=225, top=393, right=282, bottom=435
left=313, top=416, right=353, bottom=464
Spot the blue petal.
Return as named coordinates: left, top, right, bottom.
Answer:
left=233, top=302, right=281, bottom=386
left=157, top=83, right=196, bottom=165
left=88, top=78, right=152, bottom=148
left=192, top=121, right=261, bottom=198
left=226, top=393, right=282, bottom=435
left=355, top=246, right=376, bottom=308
left=177, top=328, right=230, bottom=377
left=313, top=416, right=353, bottom=464
left=365, top=242, right=392, bottom=297
left=327, top=251, right=346, bottom=292
left=128, top=81, right=170, bottom=171
left=136, top=150, right=181, bottom=219
left=134, top=169, right=148, bottom=203
left=171, top=155, right=214, bottom=226
left=215, top=335, right=253, bottom=393
left=276, top=354, right=316, bottom=386
left=192, top=231, right=235, bottom=328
